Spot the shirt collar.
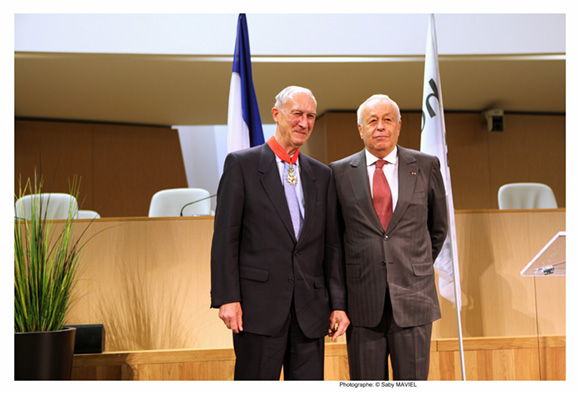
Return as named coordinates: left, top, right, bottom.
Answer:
left=365, top=146, right=398, bottom=167
left=275, top=154, right=299, bottom=168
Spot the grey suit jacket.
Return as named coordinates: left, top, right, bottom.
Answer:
left=330, top=146, right=448, bottom=328
left=211, top=143, right=347, bottom=338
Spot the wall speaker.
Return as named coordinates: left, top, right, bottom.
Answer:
left=484, top=109, right=504, bottom=132
left=68, top=324, right=106, bottom=354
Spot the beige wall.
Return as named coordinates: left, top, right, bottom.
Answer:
left=303, top=111, right=566, bottom=209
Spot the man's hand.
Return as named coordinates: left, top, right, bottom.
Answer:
left=218, top=302, right=243, bottom=334
left=328, top=310, right=350, bottom=341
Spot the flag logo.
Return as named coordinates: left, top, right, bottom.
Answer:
left=421, top=78, right=440, bottom=131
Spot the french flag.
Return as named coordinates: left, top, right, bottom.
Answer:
left=227, top=14, right=264, bottom=153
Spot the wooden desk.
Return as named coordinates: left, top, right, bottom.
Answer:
left=66, top=209, right=565, bottom=352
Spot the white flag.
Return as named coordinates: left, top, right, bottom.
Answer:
left=420, top=14, right=462, bottom=311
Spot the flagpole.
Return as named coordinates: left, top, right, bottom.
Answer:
left=446, top=149, right=465, bottom=381
left=421, top=14, right=465, bottom=380
left=454, top=259, right=466, bottom=380
left=449, top=195, right=466, bottom=380
left=442, top=120, right=466, bottom=381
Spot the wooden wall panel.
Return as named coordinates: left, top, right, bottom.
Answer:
left=432, top=336, right=566, bottom=381
left=301, top=112, right=328, bottom=163
left=64, top=212, right=565, bottom=381
left=15, top=111, right=565, bottom=215
left=72, top=336, right=565, bottom=381
left=14, top=120, right=188, bottom=217
left=487, top=114, right=566, bottom=209
left=307, top=111, right=565, bottom=209
left=64, top=210, right=564, bottom=354
left=325, top=112, right=361, bottom=162
left=14, top=120, right=94, bottom=208
left=66, top=217, right=225, bottom=351
left=91, top=123, right=188, bottom=217
left=433, top=209, right=565, bottom=339
left=444, top=113, right=493, bottom=208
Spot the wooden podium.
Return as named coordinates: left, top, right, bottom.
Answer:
left=66, top=209, right=565, bottom=380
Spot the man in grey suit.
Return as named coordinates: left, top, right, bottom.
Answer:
left=329, top=94, right=448, bottom=380
left=211, top=86, right=349, bottom=380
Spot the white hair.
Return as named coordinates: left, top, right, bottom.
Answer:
left=274, top=86, right=317, bottom=109
left=356, top=94, right=400, bottom=126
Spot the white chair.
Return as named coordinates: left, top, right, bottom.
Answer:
left=77, top=210, right=101, bottom=219
left=148, top=188, right=212, bottom=217
left=15, top=193, right=79, bottom=220
left=498, top=183, right=557, bottom=209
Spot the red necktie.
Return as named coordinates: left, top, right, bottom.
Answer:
left=373, top=159, right=393, bottom=231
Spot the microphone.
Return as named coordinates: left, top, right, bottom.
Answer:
left=180, top=194, right=217, bottom=216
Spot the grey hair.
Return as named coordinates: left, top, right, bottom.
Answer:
left=274, top=86, right=317, bottom=109
left=356, top=94, right=400, bottom=126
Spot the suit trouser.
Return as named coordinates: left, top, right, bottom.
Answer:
left=232, top=303, right=325, bottom=380
left=346, top=289, right=433, bottom=380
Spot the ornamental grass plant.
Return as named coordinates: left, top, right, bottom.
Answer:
left=14, top=175, right=85, bottom=333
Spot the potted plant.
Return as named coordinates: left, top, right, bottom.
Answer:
left=14, top=174, right=86, bottom=380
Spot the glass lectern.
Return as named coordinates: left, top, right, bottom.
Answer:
left=520, top=230, right=566, bottom=380
left=521, top=231, right=566, bottom=277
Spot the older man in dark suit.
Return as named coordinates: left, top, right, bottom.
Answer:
left=211, top=86, right=349, bottom=380
left=329, top=94, right=448, bottom=380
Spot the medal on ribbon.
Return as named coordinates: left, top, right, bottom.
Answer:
left=267, top=136, right=299, bottom=186
left=286, top=164, right=297, bottom=185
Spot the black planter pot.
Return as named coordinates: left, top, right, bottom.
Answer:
left=14, top=326, right=77, bottom=380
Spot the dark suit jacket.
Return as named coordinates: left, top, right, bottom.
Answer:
left=329, top=146, right=448, bottom=328
left=211, top=143, right=347, bottom=338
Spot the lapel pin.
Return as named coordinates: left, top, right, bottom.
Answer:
left=411, top=171, right=417, bottom=175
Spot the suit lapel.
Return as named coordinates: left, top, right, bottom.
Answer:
left=346, top=150, right=384, bottom=233
left=258, top=144, right=296, bottom=241
left=388, top=146, right=419, bottom=232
